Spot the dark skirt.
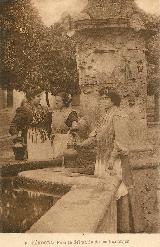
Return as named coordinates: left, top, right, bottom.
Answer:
left=117, top=155, right=146, bottom=233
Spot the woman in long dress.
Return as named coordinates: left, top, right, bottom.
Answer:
left=51, top=92, right=79, bottom=161
left=9, top=91, right=53, bottom=161
left=9, top=99, right=33, bottom=160
left=78, top=88, right=145, bottom=233
left=26, top=92, right=53, bottom=161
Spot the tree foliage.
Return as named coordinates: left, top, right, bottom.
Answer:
left=1, top=0, right=79, bottom=96
left=39, top=23, right=79, bottom=95
left=1, top=0, right=159, bottom=98
left=1, top=0, right=42, bottom=90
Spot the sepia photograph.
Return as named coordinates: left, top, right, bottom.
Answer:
left=0, top=0, right=160, bottom=240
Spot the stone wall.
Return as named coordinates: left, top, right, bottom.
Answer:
left=133, top=166, right=160, bottom=232
left=76, top=28, right=148, bottom=126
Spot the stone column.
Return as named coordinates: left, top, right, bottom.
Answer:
left=76, top=29, right=148, bottom=118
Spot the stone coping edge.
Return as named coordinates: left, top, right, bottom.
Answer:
left=0, top=158, right=62, bottom=177
left=23, top=171, right=121, bottom=233
left=15, top=175, right=71, bottom=196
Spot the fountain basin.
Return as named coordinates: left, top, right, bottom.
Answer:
left=17, top=168, right=121, bottom=233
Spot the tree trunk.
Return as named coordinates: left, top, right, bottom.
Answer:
left=154, top=94, right=159, bottom=122
left=7, top=88, right=13, bottom=107
left=45, top=91, right=50, bottom=107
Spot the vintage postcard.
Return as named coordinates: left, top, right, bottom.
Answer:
left=0, top=0, right=160, bottom=246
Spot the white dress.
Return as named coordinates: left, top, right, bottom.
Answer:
left=27, top=104, right=53, bottom=161
left=94, top=158, right=128, bottom=200
left=27, top=128, right=53, bottom=161
left=92, top=107, right=128, bottom=200
left=52, top=108, right=74, bottom=159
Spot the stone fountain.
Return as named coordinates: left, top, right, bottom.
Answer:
left=65, top=0, right=158, bottom=158
left=63, top=1, right=160, bottom=229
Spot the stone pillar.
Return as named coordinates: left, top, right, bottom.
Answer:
left=76, top=29, right=148, bottom=119
left=70, top=0, right=156, bottom=147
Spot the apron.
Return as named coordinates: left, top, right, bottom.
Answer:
left=94, top=158, right=128, bottom=200
left=52, top=131, right=70, bottom=159
left=94, top=107, right=128, bottom=199
left=52, top=108, right=73, bottom=159
left=27, top=128, right=53, bottom=161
